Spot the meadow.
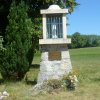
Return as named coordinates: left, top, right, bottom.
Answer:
left=0, top=47, right=100, bottom=100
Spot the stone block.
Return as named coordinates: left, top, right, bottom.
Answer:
left=37, top=47, right=72, bottom=83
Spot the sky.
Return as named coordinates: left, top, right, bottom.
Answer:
left=67, top=0, right=100, bottom=35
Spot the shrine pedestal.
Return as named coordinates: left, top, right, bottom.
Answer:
left=37, top=44, right=72, bottom=83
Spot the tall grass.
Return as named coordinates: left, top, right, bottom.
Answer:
left=0, top=47, right=100, bottom=100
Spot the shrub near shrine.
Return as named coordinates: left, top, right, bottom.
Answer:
left=0, top=1, right=33, bottom=80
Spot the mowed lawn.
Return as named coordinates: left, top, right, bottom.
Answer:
left=0, top=47, right=100, bottom=100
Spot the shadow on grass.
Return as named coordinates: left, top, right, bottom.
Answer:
left=0, top=77, right=37, bottom=85
left=30, top=64, right=40, bottom=69
left=0, top=64, right=40, bottom=85
left=92, top=78, right=100, bottom=82
left=25, top=79, right=37, bottom=85
left=0, top=78, right=4, bottom=84
left=25, top=77, right=37, bottom=85
left=25, top=64, right=40, bottom=85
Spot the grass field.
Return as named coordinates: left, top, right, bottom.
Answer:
left=0, top=47, right=100, bottom=100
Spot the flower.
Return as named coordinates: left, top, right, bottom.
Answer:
left=73, top=75, right=78, bottom=82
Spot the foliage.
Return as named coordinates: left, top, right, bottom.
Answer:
left=46, top=73, right=78, bottom=91
left=0, top=0, right=79, bottom=49
left=63, top=71, right=78, bottom=90
left=36, top=71, right=78, bottom=92
left=0, top=0, right=79, bottom=34
left=28, top=0, right=79, bottom=17
left=70, top=32, right=100, bottom=49
left=0, top=1, right=79, bottom=74
left=0, top=36, right=3, bottom=49
left=0, top=0, right=33, bottom=80
left=45, top=79, right=63, bottom=90
left=85, top=35, right=100, bottom=47
left=27, top=0, right=79, bottom=51
left=32, top=79, right=63, bottom=95
left=71, top=32, right=86, bottom=48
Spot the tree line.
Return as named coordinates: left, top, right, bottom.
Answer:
left=68, top=32, right=100, bottom=49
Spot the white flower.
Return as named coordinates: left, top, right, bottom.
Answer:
left=71, top=80, right=74, bottom=83
left=73, top=75, right=78, bottom=82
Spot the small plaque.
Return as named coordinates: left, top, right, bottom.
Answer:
left=49, top=51, right=61, bottom=61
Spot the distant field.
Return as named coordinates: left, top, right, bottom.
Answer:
left=0, top=47, right=100, bottom=100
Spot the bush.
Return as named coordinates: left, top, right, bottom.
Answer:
left=62, top=71, right=78, bottom=90
left=0, top=1, right=33, bottom=80
left=46, top=79, right=63, bottom=90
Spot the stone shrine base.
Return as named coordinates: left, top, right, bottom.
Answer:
left=37, top=44, right=72, bottom=83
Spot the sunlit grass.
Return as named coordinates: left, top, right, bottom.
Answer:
left=0, top=47, right=100, bottom=100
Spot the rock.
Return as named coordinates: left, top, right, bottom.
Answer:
left=0, top=96, right=4, bottom=100
left=3, top=91, right=9, bottom=97
left=0, top=91, right=9, bottom=100
left=0, top=92, right=2, bottom=97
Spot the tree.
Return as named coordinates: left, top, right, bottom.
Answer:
left=71, top=32, right=86, bottom=48
left=71, top=33, right=100, bottom=48
left=0, top=0, right=79, bottom=56
left=85, top=35, right=100, bottom=47
left=0, top=0, right=79, bottom=35
left=92, top=39, right=99, bottom=47
left=0, top=0, right=34, bottom=80
left=27, top=0, right=79, bottom=51
left=0, top=0, right=79, bottom=80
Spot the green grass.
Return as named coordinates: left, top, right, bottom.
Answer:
left=0, top=47, right=100, bottom=100
left=70, top=47, right=100, bottom=84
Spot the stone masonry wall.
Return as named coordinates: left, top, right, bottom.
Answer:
left=37, top=44, right=72, bottom=83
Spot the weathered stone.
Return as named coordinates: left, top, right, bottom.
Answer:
left=37, top=5, right=72, bottom=84
left=0, top=91, right=9, bottom=100
left=37, top=45, right=72, bottom=83
left=40, top=44, right=69, bottom=51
